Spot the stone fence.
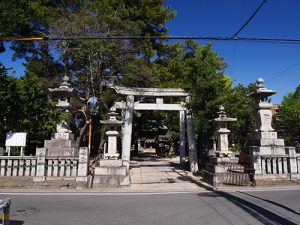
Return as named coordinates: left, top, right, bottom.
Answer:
left=251, top=147, right=300, bottom=180
left=0, top=147, right=89, bottom=182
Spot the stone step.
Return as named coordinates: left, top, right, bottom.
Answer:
left=98, top=160, right=123, bottom=167
left=92, top=175, right=130, bottom=187
left=94, top=166, right=127, bottom=176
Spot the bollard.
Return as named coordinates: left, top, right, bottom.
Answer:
left=0, top=198, right=11, bottom=225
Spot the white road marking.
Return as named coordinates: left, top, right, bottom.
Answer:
left=0, top=191, right=201, bottom=196
left=0, top=186, right=299, bottom=196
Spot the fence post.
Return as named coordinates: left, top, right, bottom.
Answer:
left=286, top=147, right=297, bottom=178
left=76, top=147, right=88, bottom=182
left=33, top=148, right=47, bottom=182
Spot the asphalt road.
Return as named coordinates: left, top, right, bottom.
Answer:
left=1, top=189, right=300, bottom=225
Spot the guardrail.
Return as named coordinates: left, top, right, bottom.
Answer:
left=0, top=198, right=11, bottom=225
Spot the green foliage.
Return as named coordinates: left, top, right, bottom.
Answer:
left=154, top=41, right=255, bottom=150
left=278, top=85, right=300, bottom=143
left=17, top=73, right=62, bottom=149
left=0, top=63, right=21, bottom=145
left=0, top=67, right=61, bottom=152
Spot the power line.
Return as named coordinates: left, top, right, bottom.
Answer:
left=232, top=0, right=269, bottom=38
left=2, top=35, right=300, bottom=44
left=265, top=60, right=300, bottom=84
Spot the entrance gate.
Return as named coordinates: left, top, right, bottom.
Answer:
left=109, top=84, right=199, bottom=173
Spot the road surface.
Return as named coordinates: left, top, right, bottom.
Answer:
left=1, top=189, right=300, bottom=225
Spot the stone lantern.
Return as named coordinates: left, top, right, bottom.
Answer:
left=249, top=78, right=277, bottom=139
left=45, top=75, right=78, bottom=157
left=100, top=106, right=123, bottom=159
left=214, top=105, right=237, bottom=157
left=48, top=75, right=74, bottom=135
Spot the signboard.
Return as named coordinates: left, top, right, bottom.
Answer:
left=87, top=96, right=99, bottom=115
left=74, top=110, right=87, bottom=129
left=5, top=132, right=27, bottom=147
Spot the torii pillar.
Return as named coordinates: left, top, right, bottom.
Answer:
left=122, top=95, right=134, bottom=170
left=186, top=96, right=198, bottom=173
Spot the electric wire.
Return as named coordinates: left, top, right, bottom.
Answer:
left=232, top=0, right=268, bottom=38
left=3, top=36, right=300, bottom=44
left=265, top=60, right=300, bottom=84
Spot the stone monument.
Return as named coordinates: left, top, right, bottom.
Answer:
left=43, top=75, right=78, bottom=157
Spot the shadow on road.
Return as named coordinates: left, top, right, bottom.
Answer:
left=216, top=191, right=297, bottom=225
left=132, top=153, right=298, bottom=224
left=238, top=191, right=300, bottom=216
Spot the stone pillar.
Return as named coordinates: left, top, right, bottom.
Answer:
left=287, top=147, right=297, bottom=174
left=186, top=97, right=198, bottom=173
left=179, top=110, right=186, bottom=164
left=250, top=147, right=262, bottom=175
left=7, top=160, right=12, bottom=176
left=77, top=147, right=88, bottom=180
left=19, top=159, right=24, bottom=176
left=34, top=148, right=47, bottom=181
left=12, top=160, right=18, bottom=176
left=122, top=95, right=134, bottom=170
left=59, top=160, right=65, bottom=177
left=25, top=159, right=31, bottom=176
left=278, top=158, right=283, bottom=174
left=53, top=159, right=59, bottom=177
left=0, top=160, right=6, bottom=176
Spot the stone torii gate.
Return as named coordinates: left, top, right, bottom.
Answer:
left=109, top=84, right=199, bottom=173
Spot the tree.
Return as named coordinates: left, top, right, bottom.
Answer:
left=153, top=40, right=256, bottom=154
left=17, top=72, right=61, bottom=153
left=278, top=84, right=300, bottom=144
left=0, top=0, right=176, bottom=154
left=49, top=0, right=175, bottom=94
left=0, top=63, right=61, bottom=152
left=0, top=63, right=21, bottom=145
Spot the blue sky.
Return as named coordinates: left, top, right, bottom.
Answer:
left=2, top=0, right=300, bottom=103
left=164, top=0, right=300, bottom=103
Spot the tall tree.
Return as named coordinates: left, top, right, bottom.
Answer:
left=0, top=63, right=21, bottom=145
left=278, top=84, right=300, bottom=144
left=17, top=72, right=61, bottom=152
left=154, top=40, right=256, bottom=152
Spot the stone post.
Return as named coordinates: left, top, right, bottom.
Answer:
left=34, top=148, right=47, bottom=181
left=0, top=160, right=5, bottom=176
left=179, top=110, right=186, bottom=164
left=286, top=147, right=297, bottom=174
left=76, top=147, right=89, bottom=181
left=122, top=95, right=134, bottom=170
left=186, top=97, right=198, bottom=173
left=250, top=147, right=262, bottom=175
